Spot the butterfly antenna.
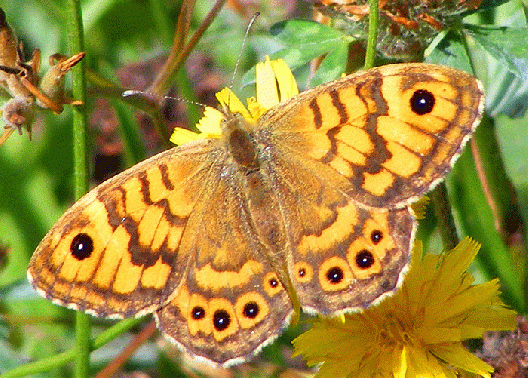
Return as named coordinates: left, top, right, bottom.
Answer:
left=123, top=89, right=207, bottom=111
left=229, top=12, right=260, bottom=90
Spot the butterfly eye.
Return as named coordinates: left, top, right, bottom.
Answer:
left=191, top=306, right=206, bottom=320
left=70, top=233, right=94, bottom=260
left=263, top=272, right=283, bottom=297
left=355, top=250, right=375, bottom=269
left=242, top=302, right=259, bottom=319
left=294, top=261, right=313, bottom=283
left=319, top=257, right=352, bottom=290
left=213, top=309, right=231, bottom=331
left=370, top=230, right=383, bottom=244
left=326, top=267, right=344, bottom=284
left=410, top=89, right=435, bottom=115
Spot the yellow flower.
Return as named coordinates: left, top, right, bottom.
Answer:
left=169, top=56, right=298, bottom=145
left=293, top=238, right=517, bottom=378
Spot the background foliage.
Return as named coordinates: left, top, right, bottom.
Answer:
left=0, top=0, right=527, bottom=377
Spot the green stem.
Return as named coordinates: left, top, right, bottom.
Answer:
left=74, top=313, right=92, bottom=378
left=0, top=319, right=144, bottom=378
left=149, top=0, right=228, bottom=98
left=431, top=183, right=459, bottom=251
left=66, top=2, right=88, bottom=197
left=0, top=351, right=75, bottom=378
left=364, top=0, right=378, bottom=69
left=65, top=1, right=90, bottom=377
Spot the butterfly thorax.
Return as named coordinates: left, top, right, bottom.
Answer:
left=221, top=112, right=286, bottom=256
left=221, top=112, right=259, bottom=171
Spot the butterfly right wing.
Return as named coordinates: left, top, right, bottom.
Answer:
left=261, top=63, right=483, bottom=209
left=256, top=144, right=415, bottom=315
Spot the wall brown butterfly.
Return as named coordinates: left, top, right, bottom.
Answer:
left=28, top=62, right=484, bottom=366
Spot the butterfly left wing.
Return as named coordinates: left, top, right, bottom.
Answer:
left=28, top=141, right=221, bottom=318
left=28, top=133, right=294, bottom=366
left=155, top=158, right=293, bottom=365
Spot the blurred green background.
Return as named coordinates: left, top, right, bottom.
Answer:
left=0, top=0, right=527, bottom=377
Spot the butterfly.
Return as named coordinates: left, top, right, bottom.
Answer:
left=28, top=61, right=484, bottom=366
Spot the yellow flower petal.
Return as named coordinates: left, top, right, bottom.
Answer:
left=410, top=196, right=429, bottom=219
left=430, top=343, right=493, bottom=377
left=169, top=105, right=224, bottom=145
left=417, top=327, right=462, bottom=344
left=394, top=347, right=407, bottom=378
left=270, top=57, right=299, bottom=101
left=405, top=345, right=450, bottom=378
left=215, top=87, right=252, bottom=121
left=247, top=96, right=267, bottom=119
left=196, top=106, right=224, bottom=135
left=256, top=56, right=299, bottom=110
left=256, top=57, right=280, bottom=109
left=463, top=303, right=518, bottom=332
left=169, top=128, right=203, bottom=145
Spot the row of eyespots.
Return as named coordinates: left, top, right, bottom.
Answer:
left=190, top=300, right=260, bottom=331
left=187, top=273, right=282, bottom=339
left=294, top=229, right=384, bottom=290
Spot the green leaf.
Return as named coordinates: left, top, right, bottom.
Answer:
left=494, top=111, right=528, bottom=230
left=467, top=25, right=528, bottom=81
left=242, top=20, right=351, bottom=89
left=427, top=27, right=528, bottom=118
left=463, top=25, right=528, bottom=117
left=269, top=20, right=351, bottom=72
left=448, top=122, right=527, bottom=312
left=482, top=58, right=528, bottom=117
left=425, top=31, right=473, bottom=73
left=309, top=42, right=349, bottom=87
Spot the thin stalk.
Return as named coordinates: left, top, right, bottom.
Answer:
left=65, top=1, right=90, bottom=377
left=149, top=0, right=228, bottom=99
left=0, top=319, right=144, bottom=378
left=431, top=183, right=459, bottom=251
left=364, top=0, right=378, bottom=69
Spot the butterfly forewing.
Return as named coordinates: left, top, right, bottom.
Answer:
left=262, top=63, right=484, bottom=209
left=28, top=140, right=222, bottom=317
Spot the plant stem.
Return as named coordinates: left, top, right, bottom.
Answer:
left=149, top=0, right=228, bottom=99
left=431, top=183, right=459, bottom=251
left=65, top=1, right=90, bottom=377
left=364, top=0, right=378, bottom=69
left=0, top=319, right=144, bottom=378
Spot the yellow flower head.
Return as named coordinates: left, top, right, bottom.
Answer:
left=169, top=57, right=298, bottom=146
left=293, top=238, right=517, bottom=378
